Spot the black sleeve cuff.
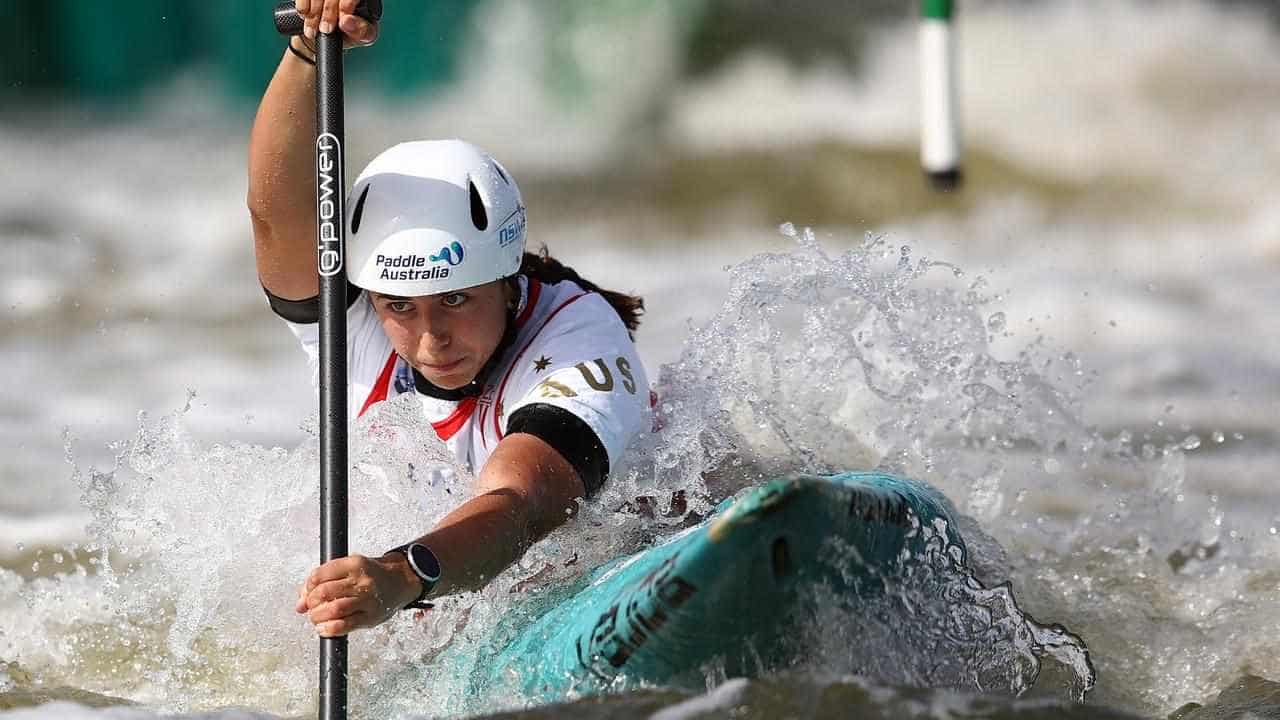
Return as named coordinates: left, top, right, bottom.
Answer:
left=506, top=403, right=609, bottom=498
left=262, top=281, right=364, bottom=324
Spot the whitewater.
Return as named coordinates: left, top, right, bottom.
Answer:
left=2, top=1, right=1278, bottom=718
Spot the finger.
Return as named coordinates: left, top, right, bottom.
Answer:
left=306, top=577, right=359, bottom=609
left=358, top=21, right=379, bottom=47
left=309, top=596, right=365, bottom=625
left=300, top=0, right=322, bottom=40
left=338, top=15, right=363, bottom=38
left=305, top=557, right=361, bottom=592
left=295, top=586, right=309, bottom=614
left=340, top=16, right=378, bottom=47
left=319, top=0, right=341, bottom=36
left=317, top=613, right=367, bottom=637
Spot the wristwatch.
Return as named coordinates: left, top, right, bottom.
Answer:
left=385, top=542, right=442, bottom=610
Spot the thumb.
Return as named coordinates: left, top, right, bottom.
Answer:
left=339, top=15, right=378, bottom=48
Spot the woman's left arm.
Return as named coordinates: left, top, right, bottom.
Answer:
left=296, top=433, right=585, bottom=637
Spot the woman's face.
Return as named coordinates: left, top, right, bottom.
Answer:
left=369, top=280, right=514, bottom=390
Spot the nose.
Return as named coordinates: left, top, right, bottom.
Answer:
left=416, top=305, right=452, bottom=351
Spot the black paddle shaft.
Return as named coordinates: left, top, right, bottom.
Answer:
left=272, top=3, right=382, bottom=720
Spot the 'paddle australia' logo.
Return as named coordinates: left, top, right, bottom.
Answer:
left=376, top=253, right=451, bottom=281
left=429, top=241, right=465, bottom=266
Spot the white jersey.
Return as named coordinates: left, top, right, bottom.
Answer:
left=284, top=276, right=652, bottom=476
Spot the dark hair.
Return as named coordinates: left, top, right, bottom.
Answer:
left=517, top=248, right=644, bottom=339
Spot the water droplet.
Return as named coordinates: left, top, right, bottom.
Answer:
left=1108, top=320, right=1117, bottom=327
left=986, top=312, right=1006, bottom=333
left=1181, top=435, right=1201, bottom=451
left=1212, top=431, right=1224, bottom=444
left=15, top=542, right=24, bottom=552
left=53, top=552, right=64, bottom=564
left=1232, top=432, right=1244, bottom=441
left=1043, top=458, right=1062, bottom=474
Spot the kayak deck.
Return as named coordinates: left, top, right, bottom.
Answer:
left=461, top=471, right=967, bottom=701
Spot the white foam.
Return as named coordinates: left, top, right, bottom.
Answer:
left=648, top=678, right=749, bottom=720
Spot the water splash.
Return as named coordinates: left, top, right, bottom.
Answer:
left=10, top=224, right=1262, bottom=718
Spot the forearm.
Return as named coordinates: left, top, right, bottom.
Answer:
left=246, top=43, right=320, bottom=299
left=389, top=435, right=584, bottom=600
left=416, top=488, right=536, bottom=597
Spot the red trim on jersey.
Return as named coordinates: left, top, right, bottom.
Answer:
left=492, top=292, right=591, bottom=442
left=478, top=277, right=544, bottom=441
left=358, top=350, right=400, bottom=418
left=516, top=278, right=542, bottom=328
left=432, top=396, right=478, bottom=441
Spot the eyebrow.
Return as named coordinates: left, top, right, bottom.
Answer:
left=370, top=293, right=411, bottom=301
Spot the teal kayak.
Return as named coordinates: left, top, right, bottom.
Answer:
left=459, top=471, right=966, bottom=701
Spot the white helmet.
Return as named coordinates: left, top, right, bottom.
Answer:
left=345, top=139, right=527, bottom=296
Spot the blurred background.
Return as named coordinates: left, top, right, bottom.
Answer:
left=2, top=1, right=1280, bottom=718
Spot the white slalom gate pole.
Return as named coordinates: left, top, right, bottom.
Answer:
left=920, top=0, right=962, bottom=190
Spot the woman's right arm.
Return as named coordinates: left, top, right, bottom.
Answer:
left=246, top=1, right=378, bottom=301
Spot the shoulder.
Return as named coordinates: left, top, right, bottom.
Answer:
left=495, top=280, right=651, bottom=467
left=526, top=278, right=629, bottom=344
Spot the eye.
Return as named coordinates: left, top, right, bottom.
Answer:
left=441, top=293, right=467, bottom=308
left=386, top=300, right=414, bottom=314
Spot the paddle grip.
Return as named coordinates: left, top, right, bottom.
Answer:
left=274, top=0, right=383, bottom=36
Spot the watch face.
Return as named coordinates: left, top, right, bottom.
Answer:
left=408, top=543, right=442, bottom=582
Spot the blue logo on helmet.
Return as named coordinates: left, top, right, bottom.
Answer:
left=498, top=206, right=526, bottom=248
left=430, top=241, right=465, bottom=266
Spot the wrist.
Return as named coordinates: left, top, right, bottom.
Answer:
left=287, top=36, right=316, bottom=66
left=380, top=551, right=425, bottom=609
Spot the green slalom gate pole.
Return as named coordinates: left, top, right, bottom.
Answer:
left=921, top=0, right=962, bottom=190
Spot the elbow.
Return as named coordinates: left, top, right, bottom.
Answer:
left=246, top=187, right=295, bottom=260
left=246, top=187, right=276, bottom=239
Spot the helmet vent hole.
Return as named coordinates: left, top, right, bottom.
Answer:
left=493, top=162, right=510, bottom=185
left=351, top=184, right=371, bottom=234
left=469, top=180, right=488, bottom=231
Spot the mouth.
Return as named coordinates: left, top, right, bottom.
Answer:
left=421, top=358, right=465, bottom=373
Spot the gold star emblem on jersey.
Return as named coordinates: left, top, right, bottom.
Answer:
left=533, top=355, right=552, bottom=372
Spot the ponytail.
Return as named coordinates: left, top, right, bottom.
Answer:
left=517, top=248, right=644, bottom=339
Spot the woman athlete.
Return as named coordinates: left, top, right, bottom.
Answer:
left=247, top=2, right=652, bottom=638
